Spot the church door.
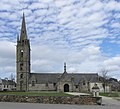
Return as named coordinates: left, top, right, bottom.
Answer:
left=64, top=84, right=69, bottom=92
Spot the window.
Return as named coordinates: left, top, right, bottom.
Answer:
left=20, top=67, right=23, bottom=70
left=20, top=74, right=23, bottom=79
left=20, top=63, right=23, bottom=66
left=20, top=63, right=23, bottom=71
left=53, top=83, right=56, bottom=87
left=32, top=81, right=35, bottom=86
left=25, top=40, right=27, bottom=45
left=83, top=82, right=86, bottom=85
left=76, top=85, right=78, bottom=89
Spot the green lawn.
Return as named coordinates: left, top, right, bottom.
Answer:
left=0, top=91, right=72, bottom=96
left=100, top=92, right=120, bottom=97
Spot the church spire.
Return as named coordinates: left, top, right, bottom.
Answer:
left=20, top=13, right=27, bottom=41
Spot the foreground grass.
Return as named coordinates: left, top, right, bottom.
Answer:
left=0, top=91, right=73, bottom=96
left=100, top=92, right=120, bottom=97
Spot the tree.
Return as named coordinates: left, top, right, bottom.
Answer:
left=9, top=73, right=15, bottom=81
left=99, top=68, right=109, bottom=93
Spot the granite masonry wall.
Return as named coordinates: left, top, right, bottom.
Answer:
left=0, top=95, right=102, bottom=105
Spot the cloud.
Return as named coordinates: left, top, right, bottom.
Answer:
left=0, top=0, right=120, bottom=80
left=104, top=56, right=120, bottom=68
left=0, top=40, right=15, bottom=77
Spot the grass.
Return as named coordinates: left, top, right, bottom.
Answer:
left=0, top=91, right=73, bottom=97
left=100, top=92, right=120, bottom=97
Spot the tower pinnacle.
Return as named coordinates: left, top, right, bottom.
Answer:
left=64, top=62, right=67, bottom=73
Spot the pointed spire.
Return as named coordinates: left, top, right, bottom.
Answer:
left=20, top=13, right=27, bottom=41
left=64, top=62, right=67, bottom=73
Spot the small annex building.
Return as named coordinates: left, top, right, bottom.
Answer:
left=0, top=78, right=16, bottom=91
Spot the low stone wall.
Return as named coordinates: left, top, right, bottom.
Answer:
left=0, top=95, right=102, bottom=105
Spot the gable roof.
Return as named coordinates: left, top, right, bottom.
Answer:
left=29, top=73, right=99, bottom=84
left=2, top=79, right=16, bottom=85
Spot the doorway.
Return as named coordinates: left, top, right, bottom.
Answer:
left=64, top=84, right=69, bottom=92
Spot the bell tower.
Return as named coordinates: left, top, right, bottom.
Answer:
left=16, top=13, right=30, bottom=91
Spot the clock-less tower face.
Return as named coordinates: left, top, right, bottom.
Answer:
left=16, top=13, right=30, bottom=91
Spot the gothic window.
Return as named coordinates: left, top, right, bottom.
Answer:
left=32, top=81, right=35, bottom=86
left=20, top=74, right=23, bottom=79
left=20, top=63, right=23, bottom=71
left=20, top=63, right=23, bottom=66
left=20, top=67, right=22, bottom=70
left=83, top=81, right=86, bottom=85
left=25, top=40, right=27, bottom=45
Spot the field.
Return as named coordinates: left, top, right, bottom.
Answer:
left=0, top=91, right=72, bottom=96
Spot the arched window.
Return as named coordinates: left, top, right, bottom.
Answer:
left=20, top=63, right=23, bottom=70
left=32, top=81, right=35, bottom=86
left=83, top=80, right=86, bottom=85
left=20, top=74, right=23, bottom=79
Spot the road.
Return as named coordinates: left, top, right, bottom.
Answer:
left=101, top=96, right=120, bottom=106
left=0, top=97, right=120, bottom=109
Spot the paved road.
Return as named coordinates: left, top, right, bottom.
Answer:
left=101, top=96, right=120, bottom=106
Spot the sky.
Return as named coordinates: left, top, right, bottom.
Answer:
left=0, top=0, right=120, bottom=80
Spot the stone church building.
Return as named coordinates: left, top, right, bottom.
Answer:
left=16, top=14, right=100, bottom=92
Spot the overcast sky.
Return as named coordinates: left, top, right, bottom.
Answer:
left=0, top=0, right=120, bottom=80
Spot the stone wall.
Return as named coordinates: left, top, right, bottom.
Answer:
left=29, top=83, right=56, bottom=91
left=0, top=95, right=102, bottom=105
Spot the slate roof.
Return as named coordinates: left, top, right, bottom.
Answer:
left=2, top=79, right=16, bottom=85
left=29, top=73, right=99, bottom=84
left=29, top=73, right=61, bottom=84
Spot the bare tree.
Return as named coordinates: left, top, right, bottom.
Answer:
left=9, top=73, right=15, bottom=81
left=99, top=68, right=109, bottom=93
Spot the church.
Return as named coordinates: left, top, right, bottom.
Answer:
left=16, top=14, right=101, bottom=92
